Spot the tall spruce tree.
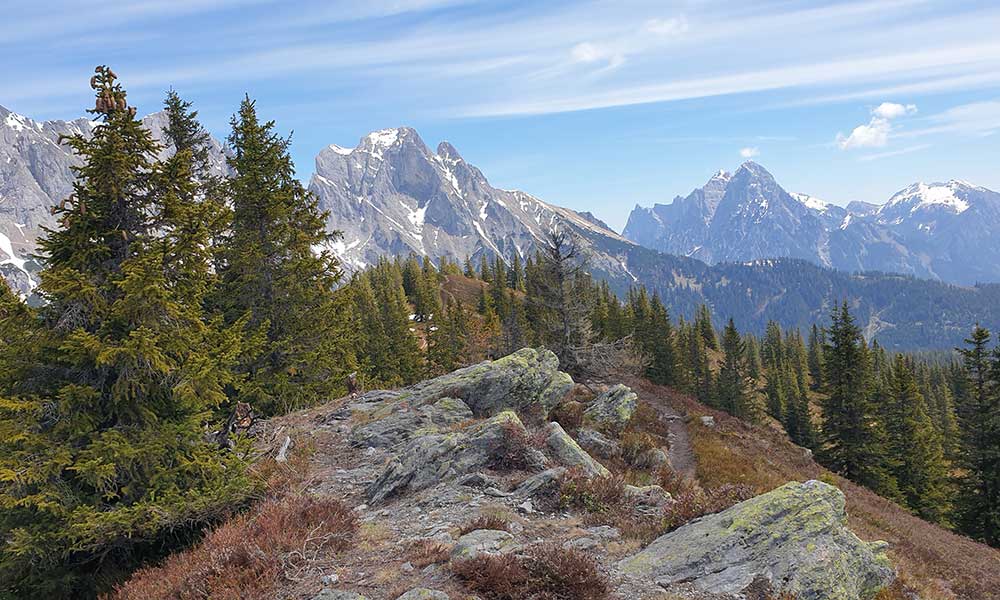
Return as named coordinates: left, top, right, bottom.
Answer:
left=956, top=325, right=1000, bottom=545
left=0, top=68, right=252, bottom=596
left=819, top=302, right=897, bottom=496
left=215, top=97, right=355, bottom=414
left=716, top=319, right=757, bottom=420
left=531, top=230, right=592, bottom=374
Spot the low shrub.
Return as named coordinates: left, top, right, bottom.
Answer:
left=551, top=400, right=585, bottom=431
left=106, top=495, right=358, bottom=600
left=459, top=514, right=511, bottom=536
left=452, top=543, right=608, bottom=600
left=489, top=421, right=533, bottom=471
left=620, top=431, right=657, bottom=466
left=559, top=471, right=628, bottom=514
left=407, top=539, right=452, bottom=568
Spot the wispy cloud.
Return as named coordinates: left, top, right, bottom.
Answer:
left=836, top=101, right=918, bottom=149
left=740, top=146, right=760, bottom=158
left=859, top=144, right=931, bottom=161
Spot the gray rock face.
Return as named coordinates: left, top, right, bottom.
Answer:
left=350, top=397, right=473, bottom=449
left=366, top=411, right=527, bottom=504
left=545, top=422, right=610, bottom=478
left=617, top=480, right=894, bottom=599
left=623, top=161, right=1000, bottom=286
left=450, top=529, right=515, bottom=562
left=584, top=384, right=637, bottom=431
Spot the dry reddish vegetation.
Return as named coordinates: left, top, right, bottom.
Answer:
left=451, top=543, right=608, bottom=600
left=106, top=450, right=359, bottom=600
left=628, top=378, right=1000, bottom=600
left=459, top=513, right=513, bottom=536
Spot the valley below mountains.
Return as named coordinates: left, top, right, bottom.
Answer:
left=2, top=106, right=999, bottom=349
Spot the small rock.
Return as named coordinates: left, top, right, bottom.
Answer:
left=450, top=529, right=516, bottom=561
left=456, top=472, right=500, bottom=489
left=625, top=484, right=672, bottom=507
left=396, top=589, right=449, bottom=600
left=564, top=536, right=600, bottom=551
left=320, top=573, right=340, bottom=585
left=518, top=500, right=536, bottom=514
left=584, top=525, right=621, bottom=540
left=699, top=415, right=716, bottom=427
left=483, top=486, right=511, bottom=497
left=401, top=561, right=414, bottom=573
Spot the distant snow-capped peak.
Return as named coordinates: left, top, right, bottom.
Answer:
left=884, top=180, right=977, bottom=215
left=790, top=192, right=830, bottom=213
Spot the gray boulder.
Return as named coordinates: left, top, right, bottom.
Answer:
left=584, top=384, right=637, bottom=431
left=545, top=422, right=610, bottom=478
left=366, top=411, right=527, bottom=504
left=513, top=467, right=567, bottom=498
left=617, top=480, right=894, bottom=599
left=450, top=529, right=515, bottom=561
left=576, top=428, right=622, bottom=459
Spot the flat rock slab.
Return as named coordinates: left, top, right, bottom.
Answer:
left=617, top=480, right=894, bottom=600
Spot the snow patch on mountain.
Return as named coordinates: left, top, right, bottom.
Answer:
left=885, top=181, right=971, bottom=215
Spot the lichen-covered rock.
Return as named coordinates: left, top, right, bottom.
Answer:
left=394, top=347, right=573, bottom=417
left=576, top=428, right=622, bottom=459
left=584, top=384, right=637, bottom=431
left=395, top=589, right=449, bottom=600
left=450, top=529, right=515, bottom=561
left=625, top=484, right=672, bottom=508
left=350, top=397, right=473, bottom=448
left=617, top=480, right=894, bottom=599
left=545, top=422, right=610, bottom=478
left=634, top=447, right=669, bottom=470
left=366, top=411, right=527, bottom=504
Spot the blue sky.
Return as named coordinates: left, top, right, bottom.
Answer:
left=3, top=0, right=1000, bottom=230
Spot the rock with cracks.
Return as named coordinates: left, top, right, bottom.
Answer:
left=366, top=411, right=528, bottom=504
left=617, top=480, right=894, bottom=599
left=545, top=422, right=610, bottom=478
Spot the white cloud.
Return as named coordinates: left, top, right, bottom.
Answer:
left=644, top=16, right=689, bottom=36
left=837, top=119, right=892, bottom=149
left=740, top=146, right=760, bottom=158
left=836, top=101, right=917, bottom=150
left=872, top=102, right=917, bottom=119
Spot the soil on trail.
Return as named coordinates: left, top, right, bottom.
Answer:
left=626, top=377, right=697, bottom=479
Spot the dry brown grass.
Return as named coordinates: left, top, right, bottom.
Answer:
left=407, top=539, right=453, bottom=568
left=451, top=543, right=608, bottom=600
left=631, top=377, right=1000, bottom=600
left=106, top=494, right=358, bottom=600
left=459, top=514, right=512, bottom=536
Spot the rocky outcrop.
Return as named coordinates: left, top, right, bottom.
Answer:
left=395, top=588, right=449, bottom=600
left=545, top=422, right=610, bottom=478
left=366, top=411, right=528, bottom=504
left=576, top=428, right=622, bottom=460
left=617, top=480, right=894, bottom=599
left=397, top=348, right=573, bottom=417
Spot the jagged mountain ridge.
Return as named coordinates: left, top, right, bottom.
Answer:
left=0, top=105, right=227, bottom=296
left=307, top=126, right=637, bottom=283
left=623, top=161, right=1000, bottom=285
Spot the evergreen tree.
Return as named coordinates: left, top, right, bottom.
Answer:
left=807, top=324, right=825, bottom=390
left=530, top=230, right=592, bottom=374
left=820, top=302, right=897, bottom=495
left=463, top=256, right=476, bottom=278
left=955, top=325, right=1000, bottom=545
left=428, top=297, right=470, bottom=374
left=716, top=319, right=757, bottom=420
left=0, top=68, right=252, bottom=595
left=695, top=304, right=718, bottom=350
left=214, top=96, right=356, bottom=414
left=884, top=355, right=951, bottom=523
